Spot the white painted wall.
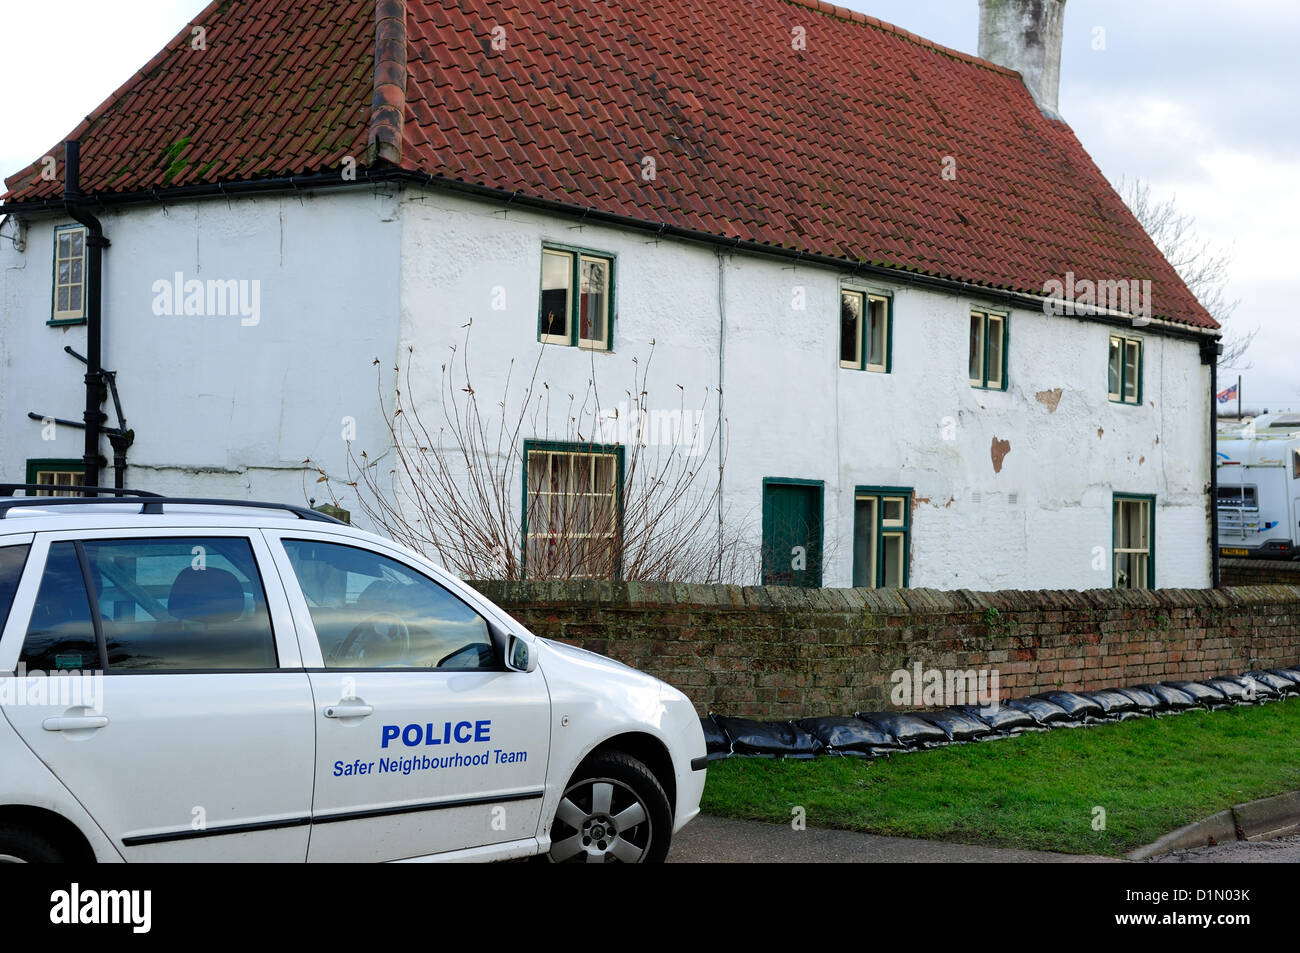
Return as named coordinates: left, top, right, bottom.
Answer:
left=395, top=188, right=1211, bottom=590
left=0, top=182, right=1212, bottom=589
left=0, top=187, right=401, bottom=513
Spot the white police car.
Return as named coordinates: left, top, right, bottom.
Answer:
left=0, top=487, right=706, bottom=862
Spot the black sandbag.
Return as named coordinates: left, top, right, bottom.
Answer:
left=1112, top=686, right=1164, bottom=712
left=713, top=716, right=824, bottom=758
left=1204, top=677, right=1251, bottom=704
left=1033, top=691, right=1105, bottom=721
left=796, top=716, right=902, bottom=754
left=918, top=708, right=994, bottom=742
left=701, top=715, right=731, bottom=759
left=1005, top=697, right=1071, bottom=725
left=1083, top=689, right=1138, bottom=717
left=1163, top=681, right=1228, bottom=707
left=956, top=703, right=1037, bottom=733
left=1139, top=683, right=1197, bottom=710
left=1231, top=673, right=1280, bottom=700
left=1246, top=670, right=1291, bottom=693
left=1265, top=670, right=1300, bottom=693
left=857, top=711, right=949, bottom=748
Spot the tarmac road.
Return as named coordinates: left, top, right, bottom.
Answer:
left=1149, top=833, right=1300, bottom=863
left=667, top=815, right=1116, bottom=863
left=668, top=816, right=1300, bottom=863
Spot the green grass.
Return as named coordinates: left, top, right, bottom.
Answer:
left=701, top=699, right=1300, bottom=856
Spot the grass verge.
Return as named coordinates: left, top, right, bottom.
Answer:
left=700, top=699, right=1300, bottom=856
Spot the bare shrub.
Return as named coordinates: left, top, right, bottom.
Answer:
left=309, top=322, right=756, bottom=583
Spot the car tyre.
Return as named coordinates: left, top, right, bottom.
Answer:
left=0, top=825, right=67, bottom=863
left=548, top=752, right=672, bottom=863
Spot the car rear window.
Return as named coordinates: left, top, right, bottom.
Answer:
left=19, top=537, right=277, bottom=672
left=0, top=543, right=31, bottom=638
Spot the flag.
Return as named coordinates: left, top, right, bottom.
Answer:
left=1217, top=384, right=1239, bottom=404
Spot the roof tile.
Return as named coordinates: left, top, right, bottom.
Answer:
left=2, top=0, right=1214, bottom=328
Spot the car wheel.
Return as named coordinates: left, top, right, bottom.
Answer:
left=0, top=825, right=66, bottom=863
left=548, top=752, right=672, bottom=863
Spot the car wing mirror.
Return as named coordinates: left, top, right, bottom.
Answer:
left=505, top=633, right=537, bottom=673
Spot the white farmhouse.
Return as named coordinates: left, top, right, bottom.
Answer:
left=0, top=0, right=1221, bottom=590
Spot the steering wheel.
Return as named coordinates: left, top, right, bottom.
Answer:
left=437, top=642, right=492, bottom=669
left=333, top=612, right=411, bottom=663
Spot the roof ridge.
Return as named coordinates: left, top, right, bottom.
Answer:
left=776, top=0, right=1020, bottom=76
left=368, top=0, right=407, bottom=166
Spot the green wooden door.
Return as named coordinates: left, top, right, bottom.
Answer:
left=761, top=481, right=823, bottom=587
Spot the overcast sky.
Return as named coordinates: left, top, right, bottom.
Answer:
left=3, top=1, right=1296, bottom=408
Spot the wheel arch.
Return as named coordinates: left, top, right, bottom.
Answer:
left=578, top=731, right=676, bottom=819
left=0, top=805, right=97, bottom=862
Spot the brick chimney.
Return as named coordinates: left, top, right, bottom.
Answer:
left=978, top=0, right=1067, bottom=118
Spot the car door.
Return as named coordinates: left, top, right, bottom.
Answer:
left=0, top=529, right=315, bottom=861
left=264, top=530, right=550, bottom=862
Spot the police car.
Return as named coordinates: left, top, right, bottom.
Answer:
left=0, top=487, right=707, bottom=862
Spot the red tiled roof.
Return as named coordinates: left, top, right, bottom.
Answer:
left=2, top=0, right=1217, bottom=330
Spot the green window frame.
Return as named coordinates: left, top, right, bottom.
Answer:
left=521, top=439, right=625, bottom=580
left=1112, top=493, right=1155, bottom=590
left=840, top=289, right=892, bottom=373
left=853, top=486, right=912, bottom=588
left=1108, top=334, right=1143, bottom=405
left=538, top=244, right=615, bottom=351
left=24, top=458, right=87, bottom=496
left=51, top=224, right=89, bottom=325
left=969, top=309, right=1008, bottom=390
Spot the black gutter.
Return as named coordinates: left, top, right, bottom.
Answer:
left=1203, top=338, right=1224, bottom=588
left=61, top=141, right=110, bottom=495
left=3, top=166, right=1220, bottom=345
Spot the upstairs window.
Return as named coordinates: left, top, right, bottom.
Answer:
left=52, top=224, right=88, bottom=325
left=969, top=310, right=1007, bottom=390
left=840, top=290, right=890, bottom=372
left=539, top=246, right=613, bottom=350
left=1108, top=335, right=1142, bottom=405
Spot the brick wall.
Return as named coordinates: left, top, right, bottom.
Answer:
left=1221, top=558, right=1300, bottom=587
left=470, top=580, right=1300, bottom=718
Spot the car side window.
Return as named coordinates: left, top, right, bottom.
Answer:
left=0, top=543, right=31, bottom=639
left=281, top=539, right=495, bottom=670
left=19, top=537, right=277, bottom=672
left=19, top=542, right=98, bottom=671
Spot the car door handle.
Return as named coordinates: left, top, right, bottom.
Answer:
left=42, top=715, right=109, bottom=732
left=323, top=703, right=374, bottom=719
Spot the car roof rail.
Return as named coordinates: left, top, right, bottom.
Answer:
left=0, top=484, right=161, bottom=499
left=0, top=488, right=344, bottom=524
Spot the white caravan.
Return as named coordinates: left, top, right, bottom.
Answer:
left=1216, top=414, right=1300, bottom=560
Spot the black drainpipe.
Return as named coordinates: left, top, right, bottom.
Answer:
left=62, top=141, right=110, bottom=495
left=1202, top=338, right=1223, bottom=587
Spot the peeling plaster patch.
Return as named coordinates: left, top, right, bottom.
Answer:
left=1035, top=388, right=1062, bottom=413
left=991, top=437, right=1011, bottom=473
